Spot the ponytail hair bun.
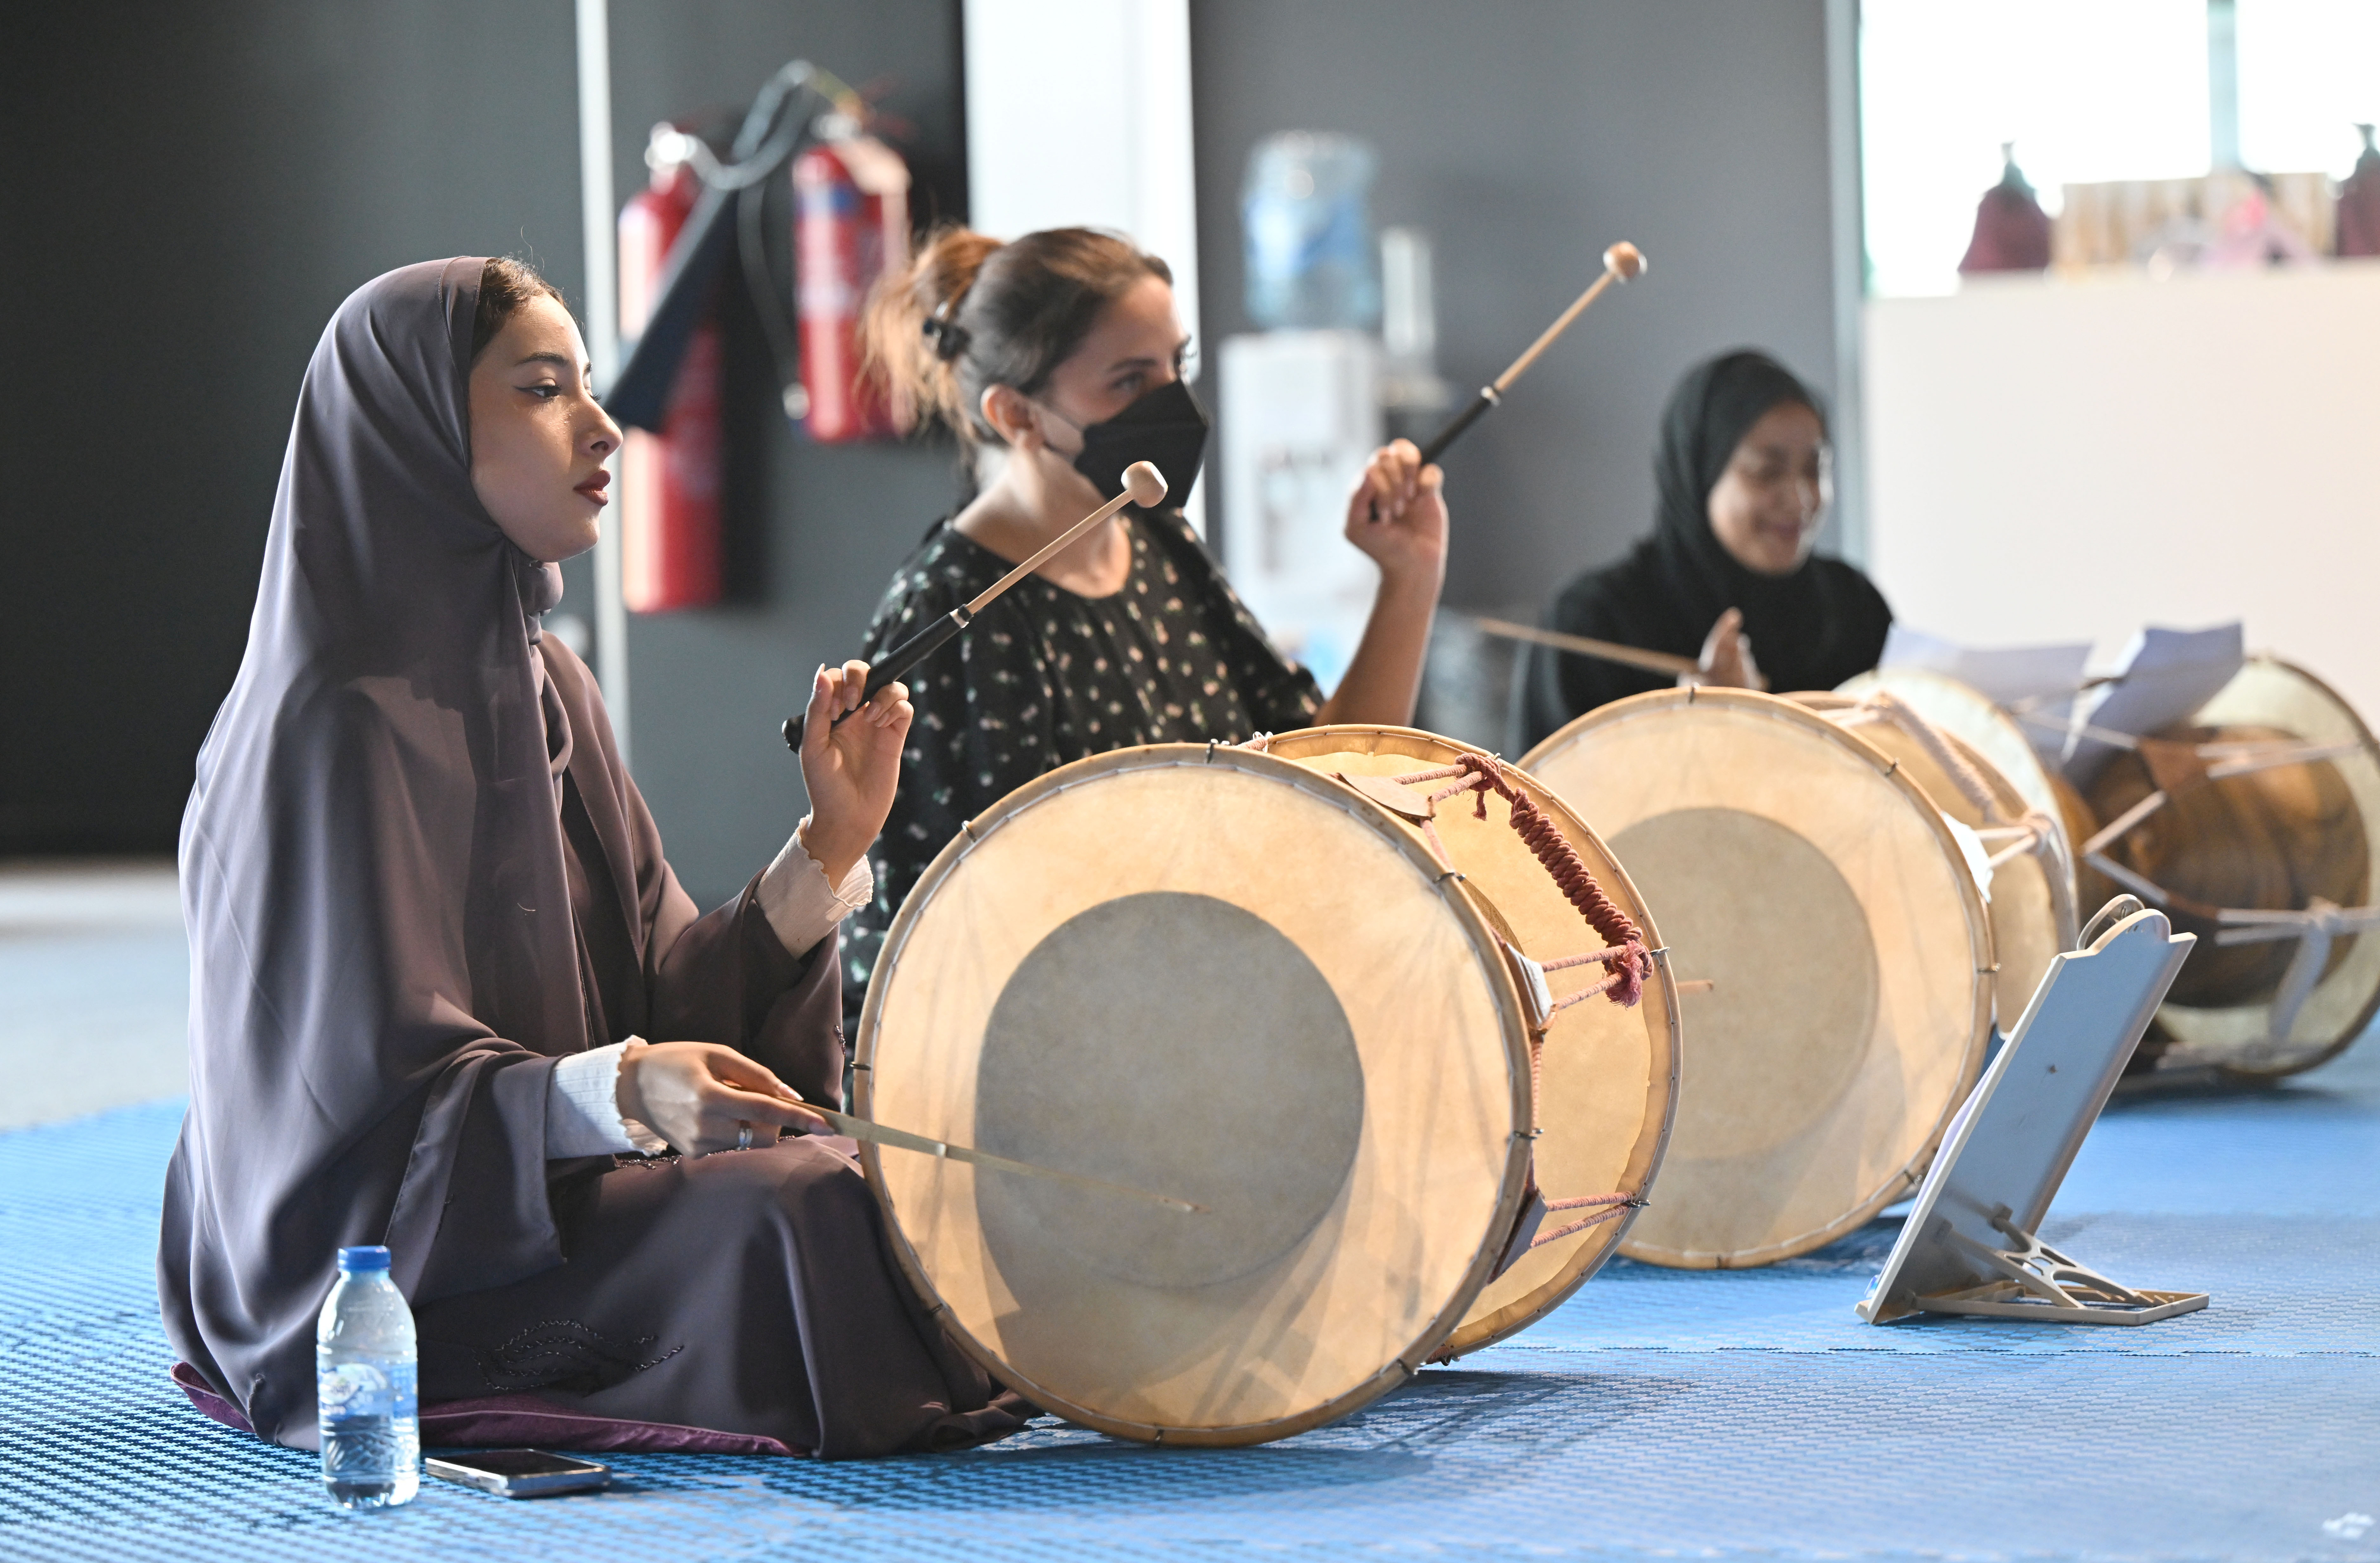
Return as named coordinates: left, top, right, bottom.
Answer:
left=863, top=225, right=1170, bottom=446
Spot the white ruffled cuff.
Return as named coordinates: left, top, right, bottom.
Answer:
left=756, top=819, right=873, bottom=957
left=547, top=1039, right=668, bottom=1158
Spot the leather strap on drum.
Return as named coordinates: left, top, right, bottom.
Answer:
left=1855, top=691, right=2004, bottom=821
left=1533, top=1191, right=1644, bottom=1247
left=1830, top=691, right=2063, bottom=876
left=1392, top=753, right=1652, bottom=1008
left=1489, top=1182, right=1646, bottom=1279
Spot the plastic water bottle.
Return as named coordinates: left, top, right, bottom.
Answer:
left=316, top=1245, right=419, bottom=1510
left=1242, top=131, right=1382, bottom=331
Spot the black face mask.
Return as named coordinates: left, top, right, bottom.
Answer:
left=1067, top=377, right=1210, bottom=508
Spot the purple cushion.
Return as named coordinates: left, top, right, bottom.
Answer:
left=169, top=1361, right=804, bottom=1457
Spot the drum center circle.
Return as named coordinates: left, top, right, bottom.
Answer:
left=1609, top=807, right=1881, bottom=1160
left=976, top=891, right=1366, bottom=1290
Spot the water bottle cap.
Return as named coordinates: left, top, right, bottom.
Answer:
left=336, top=1245, right=392, bottom=1273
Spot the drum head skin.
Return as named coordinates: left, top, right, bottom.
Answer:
left=856, top=745, right=1533, bottom=1446
left=2135, top=657, right=2380, bottom=1079
left=1260, top=727, right=1679, bottom=1355
left=1524, top=690, right=1993, bottom=1268
left=1839, top=668, right=2089, bottom=902
left=1793, top=693, right=2078, bottom=1038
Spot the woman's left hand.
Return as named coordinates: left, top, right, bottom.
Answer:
left=1342, top=439, right=1448, bottom=590
left=797, top=660, right=912, bottom=885
left=1687, top=607, right=1768, bottom=691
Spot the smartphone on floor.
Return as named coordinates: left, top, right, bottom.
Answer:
left=424, top=1449, right=611, bottom=1498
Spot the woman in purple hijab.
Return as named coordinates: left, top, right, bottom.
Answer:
left=159, top=256, right=1026, bottom=1458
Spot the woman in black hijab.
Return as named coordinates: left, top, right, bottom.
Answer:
left=160, top=257, right=1023, bottom=1458
left=1511, top=350, right=1892, bottom=751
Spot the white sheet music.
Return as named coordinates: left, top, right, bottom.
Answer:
left=1880, top=622, right=2247, bottom=785
left=1878, top=625, right=2093, bottom=706
left=2065, top=624, right=2247, bottom=785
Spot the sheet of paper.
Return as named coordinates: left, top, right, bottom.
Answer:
left=2064, top=623, right=2245, bottom=787
left=1878, top=625, right=2094, bottom=706
left=1878, top=625, right=2093, bottom=767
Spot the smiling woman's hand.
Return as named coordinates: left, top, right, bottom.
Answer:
left=1687, top=607, right=1767, bottom=691
left=615, top=1041, right=831, bottom=1157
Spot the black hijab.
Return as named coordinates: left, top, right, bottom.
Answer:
left=1511, top=349, right=1892, bottom=751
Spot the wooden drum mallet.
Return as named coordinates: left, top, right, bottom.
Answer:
left=1418, top=242, right=1647, bottom=464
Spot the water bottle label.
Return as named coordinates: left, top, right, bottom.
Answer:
left=318, top=1360, right=418, bottom=1426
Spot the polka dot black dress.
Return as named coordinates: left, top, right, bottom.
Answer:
left=845, top=506, right=1323, bottom=1026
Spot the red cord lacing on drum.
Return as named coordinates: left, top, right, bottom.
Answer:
left=1379, top=748, right=1654, bottom=1255
left=1391, top=753, right=1652, bottom=1008
left=1533, top=1192, right=1644, bottom=1248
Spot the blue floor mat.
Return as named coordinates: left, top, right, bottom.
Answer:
left=5, top=1050, right=2378, bottom=1561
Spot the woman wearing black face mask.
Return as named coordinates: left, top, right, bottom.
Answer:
left=846, top=225, right=1448, bottom=1028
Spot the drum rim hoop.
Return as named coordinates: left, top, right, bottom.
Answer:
left=851, top=740, right=1539, bottom=1443
left=1837, top=666, right=2086, bottom=910
left=1258, top=723, right=1683, bottom=1354
left=1523, top=687, right=1996, bottom=1268
left=1837, top=667, right=2051, bottom=786
left=1789, top=691, right=2081, bottom=953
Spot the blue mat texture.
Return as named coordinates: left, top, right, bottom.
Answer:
left=4, top=1047, right=2376, bottom=1561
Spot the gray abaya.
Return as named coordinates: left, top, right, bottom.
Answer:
left=158, top=258, right=1023, bottom=1458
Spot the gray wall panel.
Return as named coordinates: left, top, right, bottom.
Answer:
left=1189, top=0, right=1840, bottom=615
left=3, top=1, right=970, bottom=913
left=2, top=1, right=581, bottom=852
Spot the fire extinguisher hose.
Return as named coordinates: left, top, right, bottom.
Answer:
left=607, top=59, right=859, bottom=431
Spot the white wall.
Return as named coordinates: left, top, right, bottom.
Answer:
left=1865, top=263, right=2380, bottom=720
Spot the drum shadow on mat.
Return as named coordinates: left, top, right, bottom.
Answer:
left=732, top=1372, right=1696, bottom=1513
left=1761, top=1213, right=1908, bottom=1275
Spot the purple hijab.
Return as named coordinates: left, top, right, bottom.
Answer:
left=162, top=258, right=588, bottom=1440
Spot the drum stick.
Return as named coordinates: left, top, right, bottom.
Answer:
left=810, top=1106, right=1204, bottom=1213
left=782, top=461, right=1169, bottom=750
left=1471, top=615, right=1699, bottom=678
left=1418, top=242, right=1645, bottom=465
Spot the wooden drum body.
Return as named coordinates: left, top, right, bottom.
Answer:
left=1523, top=690, right=1994, bottom=1268
left=854, top=744, right=1535, bottom=1446
left=2090, top=657, right=2380, bottom=1079
left=1259, top=727, right=1679, bottom=1355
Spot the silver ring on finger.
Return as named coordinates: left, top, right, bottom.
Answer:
left=736, top=1121, right=756, bottom=1152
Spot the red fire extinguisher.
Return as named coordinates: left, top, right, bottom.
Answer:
left=616, top=128, right=724, bottom=612
left=793, top=118, right=911, bottom=442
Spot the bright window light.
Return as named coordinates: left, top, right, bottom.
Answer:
left=2237, top=0, right=2380, bottom=177
left=1862, top=1, right=2211, bottom=297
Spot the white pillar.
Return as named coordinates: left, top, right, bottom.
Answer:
left=575, top=0, right=630, bottom=765
left=962, top=0, right=1205, bottom=530
left=1825, top=0, right=1869, bottom=569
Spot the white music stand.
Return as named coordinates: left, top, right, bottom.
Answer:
left=1859, top=904, right=2206, bottom=1326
